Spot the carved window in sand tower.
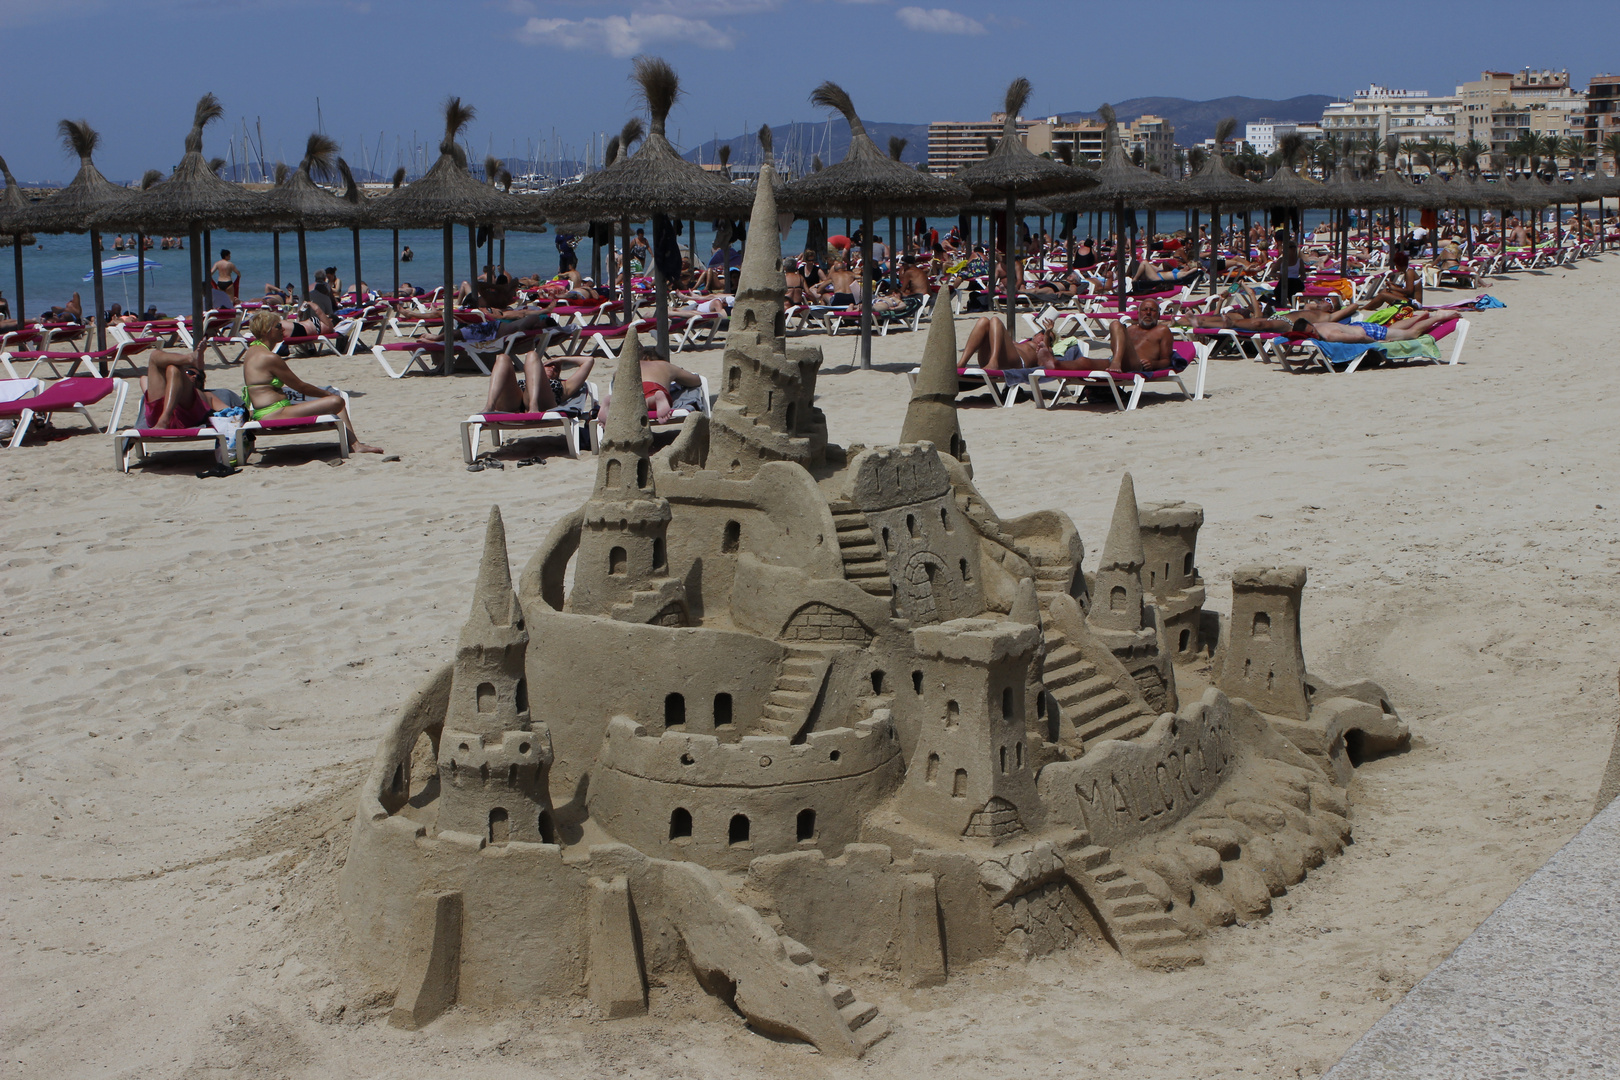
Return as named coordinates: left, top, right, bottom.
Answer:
left=902, top=552, right=955, bottom=623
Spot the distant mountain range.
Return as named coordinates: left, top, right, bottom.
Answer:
left=684, top=95, right=1336, bottom=172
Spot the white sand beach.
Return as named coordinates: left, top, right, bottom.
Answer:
left=3, top=257, right=1617, bottom=1079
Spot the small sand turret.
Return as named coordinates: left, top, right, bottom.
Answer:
left=570, top=334, right=686, bottom=625
left=1086, top=474, right=1175, bottom=711
left=436, top=506, right=556, bottom=843
left=707, top=137, right=827, bottom=477
left=899, top=285, right=969, bottom=470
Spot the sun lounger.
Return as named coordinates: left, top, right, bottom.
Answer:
left=2, top=334, right=156, bottom=380
left=460, top=385, right=597, bottom=464
left=591, top=375, right=711, bottom=452
left=106, top=380, right=229, bottom=472
left=1029, top=341, right=1207, bottom=411
left=237, top=390, right=352, bottom=463
left=1, top=375, right=118, bottom=446
left=371, top=339, right=446, bottom=379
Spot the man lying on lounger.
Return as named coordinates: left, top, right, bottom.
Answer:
left=239, top=311, right=381, bottom=454
left=1052, top=298, right=1177, bottom=373
left=1291, top=300, right=1450, bottom=344
left=140, top=345, right=230, bottom=429
left=1171, top=284, right=1294, bottom=333
left=422, top=308, right=559, bottom=347
left=482, top=350, right=595, bottom=416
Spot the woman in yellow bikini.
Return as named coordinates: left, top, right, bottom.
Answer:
left=240, top=311, right=382, bottom=455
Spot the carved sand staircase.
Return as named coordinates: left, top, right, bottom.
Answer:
left=1026, top=550, right=1153, bottom=745
left=779, top=934, right=889, bottom=1051
left=758, top=648, right=833, bottom=737
left=1065, top=837, right=1202, bottom=969
left=829, top=500, right=892, bottom=597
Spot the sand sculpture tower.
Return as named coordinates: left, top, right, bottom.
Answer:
left=1086, top=473, right=1175, bottom=712
left=1138, top=500, right=1206, bottom=662
left=1215, top=566, right=1310, bottom=720
left=569, top=337, right=687, bottom=625
left=436, top=506, right=556, bottom=843
left=898, top=286, right=970, bottom=471
left=707, top=145, right=827, bottom=477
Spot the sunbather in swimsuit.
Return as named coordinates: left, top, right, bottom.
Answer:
left=239, top=312, right=382, bottom=453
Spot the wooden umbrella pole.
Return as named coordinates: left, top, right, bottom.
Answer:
left=1003, top=191, right=1017, bottom=341
left=621, top=217, right=632, bottom=320
left=1114, top=200, right=1126, bottom=308
left=1207, top=204, right=1218, bottom=295
left=859, top=205, right=874, bottom=369
left=392, top=229, right=399, bottom=301
left=441, top=223, right=456, bottom=374
left=467, top=225, right=477, bottom=288
left=653, top=213, right=670, bottom=357
left=12, top=234, right=24, bottom=327
left=296, top=227, right=309, bottom=300
left=89, top=229, right=107, bottom=351
left=272, top=232, right=281, bottom=296
left=136, top=232, right=145, bottom=314
left=352, top=227, right=363, bottom=308
left=188, top=224, right=204, bottom=337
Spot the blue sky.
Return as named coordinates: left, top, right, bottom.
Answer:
left=1, top=0, right=1613, bottom=183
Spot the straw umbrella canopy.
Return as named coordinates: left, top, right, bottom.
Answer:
left=1043, top=106, right=1178, bottom=307
left=954, top=78, right=1096, bottom=337
left=24, top=120, right=141, bottom=349
left=1357, top=169, right=1438, bottom=255
left=539, top=57, right=752, bottom=356
left=1428, top=171, right=1491, bottom=255
left=262, top=133, right=360, bottom=303
left=1, top=155, right=35, bottom=328
left=367, top=97, right=546, bottom=363
left=97, top=94, right=270, bottom=334
left=1173, top=118, right=1262, bottom=293
left=778, top=81, right=968, bottom=366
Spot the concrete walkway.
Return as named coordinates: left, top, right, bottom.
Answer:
left=1325, top=797, right=1619, bottom=1078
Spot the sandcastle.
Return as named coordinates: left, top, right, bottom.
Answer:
left=338, top=158, right=1410, bottom=1056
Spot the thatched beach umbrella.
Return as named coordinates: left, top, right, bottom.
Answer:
left=955, top=78, right=1096, bottom=338
left=366, top=97, right=544, bottom=362
left=25, top=120, right=141, bottom=349
left=778, top=81, right=968, bottom=366
left=1, top=155, right=33, bottom=327
left=1044, top=106, right=1177, bottom=307
left=1174, top=118, right=1261, bottom=293
left=98, top=94, right=268, bottom=335
left=1363, top=169, right=1438, bottom=253
left=539, top=57, right=751, bottom=356
left=262, top=133, right=357, bottom=302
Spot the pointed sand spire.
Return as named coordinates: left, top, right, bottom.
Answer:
left=1099, top=473, right=1145, bottom=571
left=467, top=505, right=524, bottom=637
left=899, top=285, right=969, bottom=468
left=736, top=124, right=785, bottom=302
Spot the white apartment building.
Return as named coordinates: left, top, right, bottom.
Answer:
left=1320, top=84, right=1462, bottom=146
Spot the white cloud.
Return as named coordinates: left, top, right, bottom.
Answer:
left=894, top=5, right=983, bottom=34
left=518, top=10, right=734, bottom=55
left=638, top=0, right=780, bottom=13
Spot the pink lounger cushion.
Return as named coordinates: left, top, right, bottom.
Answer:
left=476, top=411, right=569, bottom=423
left=128, top=427, right=212, bottom=438
left=0, top=377, right=114, bottom=416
